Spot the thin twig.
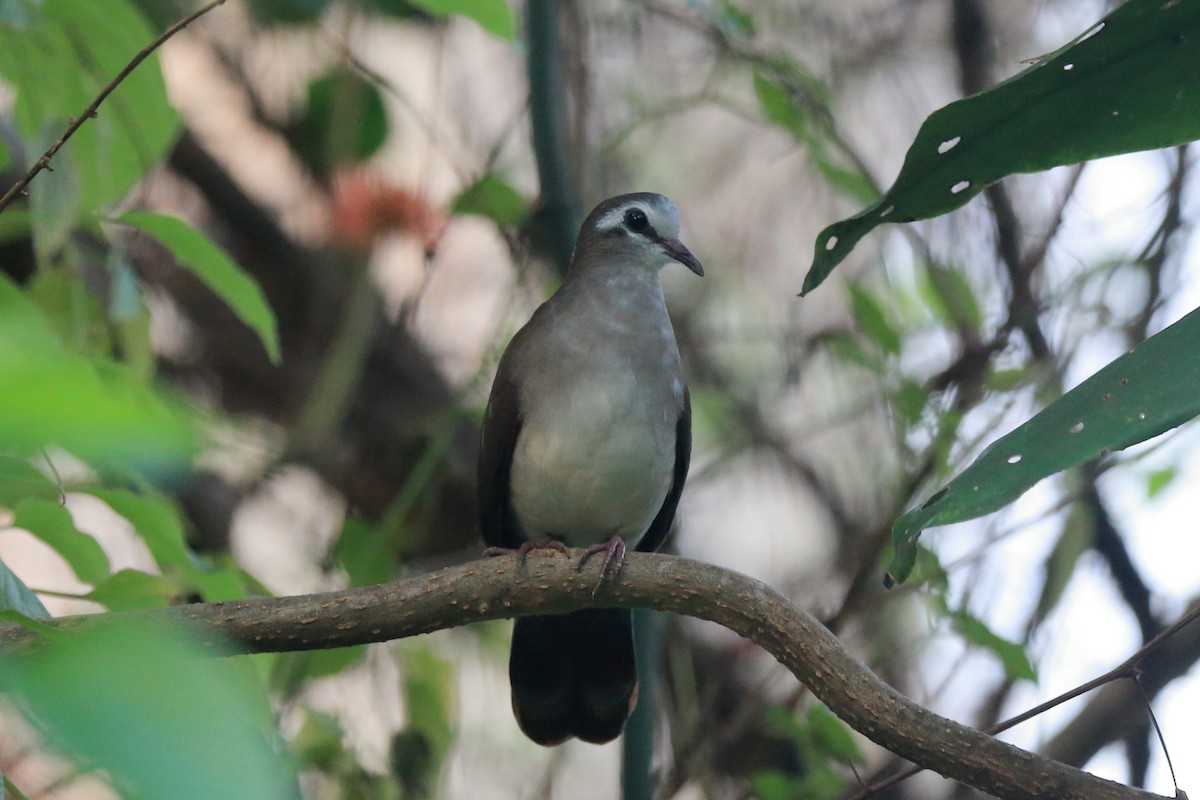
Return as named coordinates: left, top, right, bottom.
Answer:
left=0, top=0, right=228, bottom=216
left=845, top=602, right=1200, bottom=800
left=1135, top=673, right=1179, bottom=796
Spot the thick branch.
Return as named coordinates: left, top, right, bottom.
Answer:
left=0, top=553, right=1164, bottom=800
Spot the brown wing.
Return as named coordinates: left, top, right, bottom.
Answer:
left=637, top=386, right=691, bottom=553
left=478, top=356, right=524, bottom=550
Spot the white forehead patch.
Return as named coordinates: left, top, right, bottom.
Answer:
left=593, top=196, right=682, bottom=239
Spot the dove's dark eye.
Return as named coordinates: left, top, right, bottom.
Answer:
left=624, top=208, right=649, bottom=233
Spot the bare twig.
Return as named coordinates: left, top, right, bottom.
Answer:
left=0, top=0, right=228, bottom=216
left=845, top=601, right=1200, bottom=799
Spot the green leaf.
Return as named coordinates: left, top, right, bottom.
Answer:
left=292, top=711, right=345, bottom=769
left=750, top=770, right=798, bottom=800
left=451, top=175, right=530, bottom=228
left=751, top=766, right=844, bottom=800
left=926, top=264, right=982, bottom=334
left=804, top=0, right=1200, bottom=294
left=246, top=0, right=331, bottom=24
left=402, top=645, right=453, bottom=756
left=950, top=610, right=1037, bottom=682
left=0, top=275, right=195, bottom=466
left=27, top=144, right=81, bottom=261
left=714, top=0, right=754, bottom=36
left=811, top=152, right=879, bottom=206
left=848, top=284, right=900, bottom=355
left=86, top=568, right=175, bottom=611
left=888, top=303, right=1200, bottom=584
left=86, top=488, right=247, bottom=602
left=404, top=0, right=515, bottom=39
left=86, top=488, right=193, bottom=572
left=753, top=71, right=806, bottom=141
left=892, top=378, right=927, bottom=426
left=751, top=61, right=875, bottom=205
left=0, top=206, right=31, bottom=247
left=270, top=646, right=368, bottom=699
left=291, top=69, right=389, bottom=177
left=806, top=704, right=864, bottom=764
left=27, top=265, right=106, bottom=355
left=365, top=0, right=429, bottom=21
left=0, top=621, right=295, bottom=800
left=984, top=368, right=1030, bottom=392
left=1029, top=500, right=1093, bottom=629
left=333, top=517, right=394, bottom=587
left=824, top=332, right=884, bottom=373
left=120, top=212, right=280, bottom=364
left=0, top=0, right=179, bottom=218
left=0, top=557, right=50, bottom=619
left=911, top=545, right=949, bottom=594
left=0, top=456, right=60, bottom=506
left=11, top=499, right=110, bottom=586
left=1145, top=466, right=1177, bottom=499
left=391, top=729, right=435, bottom=798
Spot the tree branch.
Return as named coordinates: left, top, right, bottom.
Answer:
left=0, top=552, right=1165, bottom=800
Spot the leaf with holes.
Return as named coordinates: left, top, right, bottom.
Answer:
left=803, top=0, right=1200, bottom=294
left=888, top=303, right=1200, bottom=584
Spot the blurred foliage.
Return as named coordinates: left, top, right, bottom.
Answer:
left=451, top=174, right=531, bottom=228
left=0, top=0, right=511, bottom=792
left=395, top=645, right=454, bottom=797
left=0, top=276, right=196, bottom=465
left=246, top=0, right=515, bottom=37
left=289, top=69, right=390, bottom=180
left=121, top=211, right=281, bottom=363
left=0, top=0, right=1197, bottom=797
left=404, top=0, right=515, bottom=39
left=751, top=705, right=864, bottom=800
left=0, top=621, right=295, bottom=800
left=0, top=0, right=179, bottom=249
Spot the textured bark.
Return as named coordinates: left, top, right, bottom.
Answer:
left=0, top=552, right=1166, bottom=800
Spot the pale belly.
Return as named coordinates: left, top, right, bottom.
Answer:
left=509, top=377, right=676, bottom=548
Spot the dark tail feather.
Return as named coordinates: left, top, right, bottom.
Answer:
left=509, top=609, right=638, bottom=746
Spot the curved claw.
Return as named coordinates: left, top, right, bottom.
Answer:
left=576, top=536, right=627, bottom=597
